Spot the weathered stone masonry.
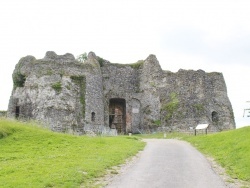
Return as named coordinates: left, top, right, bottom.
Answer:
left=8, top=51, right=235, bottom=134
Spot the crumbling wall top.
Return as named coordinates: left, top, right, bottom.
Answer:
left=43, top=51, right=75, bottom=63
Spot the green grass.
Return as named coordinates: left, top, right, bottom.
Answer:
left=185, top=127, right=250, bottom=182
left=135, top=132, right=186, bottom=139
left=2, top=118, right=249, bottom=186
left=0, top=118, right=145, bottom=188
left=136, top=127, right=250, bottom=182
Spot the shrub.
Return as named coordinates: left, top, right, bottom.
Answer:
left=13, top=72, right=26, bottom=88
left=77, top=52, right=87, bottom=63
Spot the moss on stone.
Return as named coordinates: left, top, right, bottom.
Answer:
left=51, top=82, right=62, bottom=92
left=153, top=119, right=161, bottom=127
left=70, top=76, right=86, bottom=118
left=128, top=60, right=144, bottom=69
left=193, top=103, right=204, bottom=112
left=149, top=81, right=156, bottom=87
left=46, top=69, right=53, bottom=75
left=162, top=93, right=180, bottom=124
left=97, top=56, right=105, bottom=67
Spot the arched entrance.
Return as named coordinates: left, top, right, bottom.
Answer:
left=109, top=98, right=126, bottom=133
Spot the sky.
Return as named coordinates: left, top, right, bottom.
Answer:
left=0, top=0, right=250, bottom=128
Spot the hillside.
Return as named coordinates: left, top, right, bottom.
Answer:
left=0, top=118, right=145, bottom=187
left=136, top=126, right=250, bottom=184
left=185, top=126, right=250, bottom=182
left=1, top=118, right=249, bottom=186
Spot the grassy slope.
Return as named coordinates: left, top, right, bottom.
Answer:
left=137, top=127, right=250, bottom=182
left=0, top=119, right=145, bottom=188
left=185, top=127, right=250, bottom=181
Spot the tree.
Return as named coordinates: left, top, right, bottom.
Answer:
left=162, top=92, right=180, bottom=131
left=77, top=52, right=87, bottom=63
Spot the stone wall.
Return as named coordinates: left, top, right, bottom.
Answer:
left=158, top=69, right=235, bottom=131
left=8, top=51, right=235, bottom=134
left=101, top=60, right=142, bottom=133
left=8, top=52, right=94, bottom=133
left=84, top=52, right=105, bottom=133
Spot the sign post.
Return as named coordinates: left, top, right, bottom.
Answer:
left=195, top=124, right=209, bottom=136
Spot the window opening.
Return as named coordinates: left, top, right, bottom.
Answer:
left=212, top=111, right=219, bottom=122
left=91, top=112, right=95, bottom=122
left=15, top=106, right=20, bottom=119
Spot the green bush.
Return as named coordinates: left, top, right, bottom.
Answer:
left=77, top=52, right=87, bottom=63
left=13, top=72, right=26, bottom=88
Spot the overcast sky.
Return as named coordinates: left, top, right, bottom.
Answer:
left=0, top=0, right=250, bottom=128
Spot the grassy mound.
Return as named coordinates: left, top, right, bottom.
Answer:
left=0, top=118, right=145, bottom=187
left=137, top=127, right=250, bottom=182
left=185, top=126, right=250, bottom=181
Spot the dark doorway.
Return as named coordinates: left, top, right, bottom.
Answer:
left=212, top=111, right=219, bottom=122
left=109, top=98, right=126, bottom=133
left=15, top=106, right=20, bottom=119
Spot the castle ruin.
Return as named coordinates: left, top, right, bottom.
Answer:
left=8, top=51, right=235, bottom=134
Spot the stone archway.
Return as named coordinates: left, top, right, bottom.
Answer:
left=109, top=98, right=126, bottom=133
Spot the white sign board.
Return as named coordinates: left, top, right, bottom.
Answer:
left=195, top=124, right=209, bottom=130
left=132, top=108, right=139, bottom=113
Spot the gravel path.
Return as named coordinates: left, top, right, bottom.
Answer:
left=105, top=139, right=226, bottom=188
